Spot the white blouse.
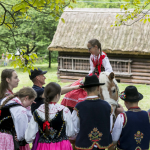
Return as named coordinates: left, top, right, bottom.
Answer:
left=89, top=52, right=113, bottom=74
left=1, top=97, right=30, bottom=141
left=25, top=103, right=75, bottom=143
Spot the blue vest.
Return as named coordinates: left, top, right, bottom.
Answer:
left=75, top=99, right=113, bottom=149
left=117, top=108, right=150, bottom=150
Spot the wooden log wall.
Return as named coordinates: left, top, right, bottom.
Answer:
left=58, top=52, right=150, bottom=84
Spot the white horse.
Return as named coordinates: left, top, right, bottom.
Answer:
left=99, top=72, right=119, bottom=119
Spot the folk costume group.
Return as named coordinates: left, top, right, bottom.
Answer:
left=0, top=39, right=150, bottom=150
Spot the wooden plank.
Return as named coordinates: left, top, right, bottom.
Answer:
left=120, top=79, right=150, bottom=84
left=132, top=62, right=150, bottom=66
left=60, top=76, right=82, bottom=80
left=131, top=69, right=150, bottom=73
left=132, top=76, right=150, bottom=80
left=60, top=79, right=75, bottom=83
left=131, top=65, right=150, bottom=69
left=132, top=72, right=150, bottom=77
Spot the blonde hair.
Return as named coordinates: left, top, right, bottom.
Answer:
left=0, top=87, right=37, bottom=109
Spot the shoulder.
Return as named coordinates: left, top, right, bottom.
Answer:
left=75, top=100, right=86, bottom=108
left=32, top=85, right=44, bottom=92
left=102, top=51, right=107, bottom=56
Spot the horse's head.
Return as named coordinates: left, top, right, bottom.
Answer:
left=99, top=72, right=119, bottom=115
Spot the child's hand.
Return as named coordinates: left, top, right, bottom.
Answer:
left=115, top=104, right=124, bottom=115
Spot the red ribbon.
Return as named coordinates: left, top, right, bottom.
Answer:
left=43, top=121, right=50, bottom=131
left=0, top=110, right=1, bottom=116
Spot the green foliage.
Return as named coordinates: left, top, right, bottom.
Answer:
left=72, top=0, right=125, bottom=8
left=0, top=0, right=75, bottom=73
left=113, top=0, right=150, bottom=26
left=7, top=50, right=38, bottom=74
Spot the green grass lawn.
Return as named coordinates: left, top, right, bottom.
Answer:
left=0, top=63, right=150, bottom=111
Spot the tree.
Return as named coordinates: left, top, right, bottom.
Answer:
left=0, top=0, right=75, bottom=73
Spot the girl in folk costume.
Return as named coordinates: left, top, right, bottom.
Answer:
left=0, top=87, right=37, bottom=150
left=0, top=69, right=33, bottom=150
left=61, top=39, right=113, bottom=111
left=25, top=82, right=75, bottom=150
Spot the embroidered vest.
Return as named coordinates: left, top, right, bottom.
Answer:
left=33, top=110, right=68, bottom=143
left=75, top=99, right=113, bottom=149
left=0, top=102, right=21, bottom=150
left=117, top=108, right=150, bottom=150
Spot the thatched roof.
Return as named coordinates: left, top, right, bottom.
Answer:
left=48, top=8, right=150, bottom=55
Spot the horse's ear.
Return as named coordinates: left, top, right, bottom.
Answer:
left=108, top=72, right=114, bottom=81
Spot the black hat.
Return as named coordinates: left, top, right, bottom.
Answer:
left=80, top=74, right=105, bottom=88
left=119, top=86, right=143, bottom=102
left=29, top=68, right=47, bottom=80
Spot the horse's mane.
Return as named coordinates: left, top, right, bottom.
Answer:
left=99, top=72, right=117, bottom=84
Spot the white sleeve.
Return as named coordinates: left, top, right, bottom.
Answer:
left=63, top=107, right=75, bottom=137
left=25, top=115, right=39, bottom=143
left=26, top=108, right=32, bottom=122
left=10, top=106, right=29, bottom=141
left=89, top=55, right=95, bottom=74
left=102, top=56, right=113, bottom=73
left=72, top=110, right=80, bottom=135
left=111, top=114, right=124, bottom=144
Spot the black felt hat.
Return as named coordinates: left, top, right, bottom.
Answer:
left=80, top=74, right=105, bottom=88
left=119, top=86, right=143, bottom=102
left=29, top=68, right=47, bottom=80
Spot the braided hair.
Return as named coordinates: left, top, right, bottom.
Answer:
left=0, top=87, right=37, bottom=110
left=44, top=82, right=61, bottom=135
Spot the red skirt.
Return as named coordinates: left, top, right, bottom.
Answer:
left=61, top=78, right=87, bottom=108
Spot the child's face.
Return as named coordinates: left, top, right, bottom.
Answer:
left=21, top=96, right=35, bottom=108
left=87, top=43, right=98, bottom=55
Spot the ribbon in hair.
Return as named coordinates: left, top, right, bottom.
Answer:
left=43, top=121, right=50, bottom=131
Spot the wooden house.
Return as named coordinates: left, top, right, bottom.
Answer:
left=48, top=8, right=150, bottom=84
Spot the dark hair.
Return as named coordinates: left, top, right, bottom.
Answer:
left=0, top=69, right=15, bottom=99
left=44, top=82, right=61, bottom=135
left=84, top=86, right=97, bottom=94
left=88, top=39, right=102, bottom=54
left=0, top=87, right=37, bottom=110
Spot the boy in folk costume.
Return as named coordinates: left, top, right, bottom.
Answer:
left=111, top=86, right=150, bottom=150
left=72, top=74, right=113, bottom=150
left=61, top=39, right=113, bottom=111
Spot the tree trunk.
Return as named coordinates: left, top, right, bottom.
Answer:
left=49, top=51, right=51, bottom=68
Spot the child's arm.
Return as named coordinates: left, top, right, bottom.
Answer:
left=25, top=115, right=38, bottom=143
left=102, top=55, right=113, bottom=72
left=72, top=109, right=80, bottom=135
left=111, top=113, right=124, bottom=144
left=63, top=107, right=75, bottom=137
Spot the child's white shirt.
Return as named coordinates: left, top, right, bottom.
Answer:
left=89, top=52, right=113, bottom=74
left=111, top=113, right=124, bottom=144
left=25, top=103, right=75, bottom=143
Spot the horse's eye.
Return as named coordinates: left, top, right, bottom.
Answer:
left=112, top=89, right=116, bottom=93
